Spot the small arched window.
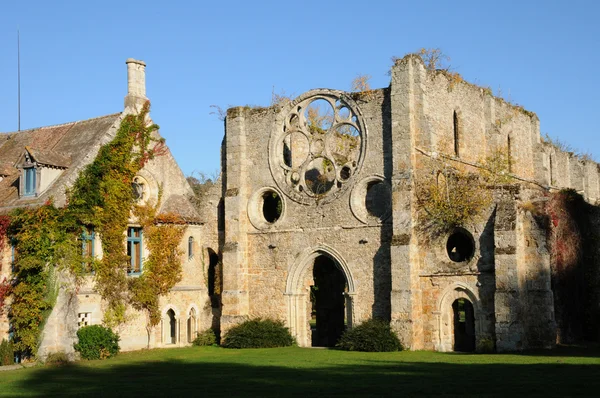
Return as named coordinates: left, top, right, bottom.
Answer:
left=188, top=236, right=194, bottom=259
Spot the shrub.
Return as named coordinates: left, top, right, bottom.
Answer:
left=222, top=318, right=295, bottom=349
left=44, top=351, right=71, bottom=366
left=192, top=328, right=217, bottom=346
left=0, top=339, right=14, bottom=366
left=477, top=337, right=495, bottom=353
left=73, top=325, right=120, bottom=360
left=337, top=319, right=403, bottom=352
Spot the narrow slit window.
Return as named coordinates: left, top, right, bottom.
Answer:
left=453, top=111, right=460, bottom=157
left=188, top=236, right=194, bottom=259
left=127, top=227, right=143, bottom=275
left=507, top=136, right=513, bottom=173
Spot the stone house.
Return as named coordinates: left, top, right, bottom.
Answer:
left=0, top=59, right=220, bottom=358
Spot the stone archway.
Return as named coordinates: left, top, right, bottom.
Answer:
left=285, top=245, right=356, bottom=347
left=161, top=305, right=180, bottom=346
left=434, top=282, right=483, bottom=352
left=452, top=298, right=476, bottom=352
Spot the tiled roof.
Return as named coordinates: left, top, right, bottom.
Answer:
left=160, top=194, right=203, bottom=224
left=0, top=113, right=122, bottom=208
left=24, top=146, right=71, bottom=168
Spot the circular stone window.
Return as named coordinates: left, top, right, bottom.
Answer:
left=446, top=228, right=475, bottom=263
left=269, top=90, right=367, bottom=205
left=131, top=176, right=149, bottom=203
left=262, top=191, right=282, bottom=223
left=248, top=187, right=286, bottom=230
left=350, top=175, right=391, bottom=224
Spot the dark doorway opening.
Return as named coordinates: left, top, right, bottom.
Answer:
left=453, top=298, right=475, bottom=352
left=207, top=248, right=222, bottom=342
left=167, top=309, right=176, bottom=345
left=311, top=255, right=346, bottom=347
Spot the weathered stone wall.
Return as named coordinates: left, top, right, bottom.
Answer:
left=217, top=54, right=596, bottom=352
left=542, top=142, right=600, bottom=203
left=221, top=87, right=394, bottom=346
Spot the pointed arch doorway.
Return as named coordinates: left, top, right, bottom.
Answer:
left=285, top=245, right=355, bottom=347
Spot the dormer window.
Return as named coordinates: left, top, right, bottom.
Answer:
left=17, top=146, right=70, bottom=198
left=24, top=167, right=36, bottom=196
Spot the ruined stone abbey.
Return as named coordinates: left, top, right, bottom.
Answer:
left=1, top=54, right=599, bottom=357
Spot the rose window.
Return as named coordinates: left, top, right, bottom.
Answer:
left=269, top=91, right=367, bottom=204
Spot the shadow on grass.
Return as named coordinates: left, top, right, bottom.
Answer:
left=12, top=354, right=600, bottom=397
left=515, top=344, right=600, bottom=358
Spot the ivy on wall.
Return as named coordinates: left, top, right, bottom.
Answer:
left=0, top=215, right=11, bottom=316
left=2, top=102, right=184, bottom=357
left=67, top=101, right=166, bottom=325
left=130, top=198, right=186, bottom=347
left=546, top=189, right=599, bottom=342
left=7, top=203, right=79, bottom=356
left=415, top=149, right=513, bottom=238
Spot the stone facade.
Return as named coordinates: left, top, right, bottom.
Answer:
left=218, top=54, right=600, bottom=352
left=1, top=54, right=599, bottom=357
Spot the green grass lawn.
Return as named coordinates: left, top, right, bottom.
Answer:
left=0, top=345, right=599, bottom=397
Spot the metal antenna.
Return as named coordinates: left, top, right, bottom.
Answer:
left=17, top=28, right=21, bottom=131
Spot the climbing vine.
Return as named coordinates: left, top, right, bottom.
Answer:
left=545, top=189, right=600, bottom=342
left=7, top=203, right=80, bottom=356
left=67, top=101, right=166, bottom=325
left=415, top=148, right=513, bottom=238
left=129, top=196, right=186, bottom=347
left=0, top=215, right=11, bottom=315
left=2, top=101, right=178, bottom=357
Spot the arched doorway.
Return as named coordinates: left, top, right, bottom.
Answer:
left=435, top=282, right=483, bottom=352
left=167, top=309, right=176, bottom=345
left=285, top=245, right=355, bottom=347
left=311, top=255, right=346, bottom=347
left=452, top=298, right=475, bottom=352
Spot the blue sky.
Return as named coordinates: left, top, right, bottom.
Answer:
left=1, top=0, right=598, bottom=177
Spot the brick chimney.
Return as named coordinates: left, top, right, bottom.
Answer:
left=124, top=58, right=147, bottom=109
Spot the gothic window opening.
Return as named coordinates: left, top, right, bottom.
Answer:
left=166, top=309, right=176, bottom=344
left=127, top=227, right=143, bottom=275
